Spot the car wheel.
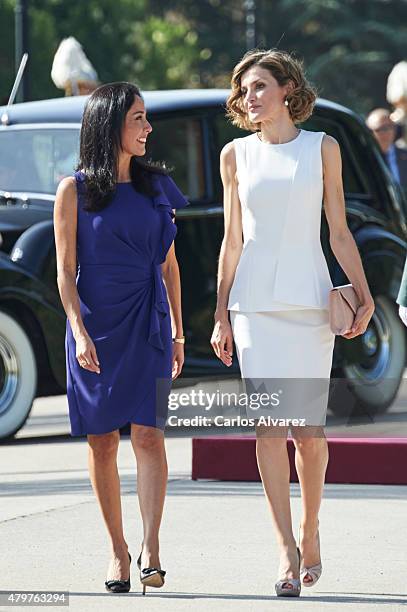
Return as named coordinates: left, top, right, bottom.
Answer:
left=330, top=295, right=405, bottom=417
left=0, top=311, right=37, bottom=439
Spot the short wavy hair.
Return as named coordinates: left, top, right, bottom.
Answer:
left=226, top=48, right=319, bottom=131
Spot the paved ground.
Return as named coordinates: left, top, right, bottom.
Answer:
left=1, top=425, right=407, bottom=611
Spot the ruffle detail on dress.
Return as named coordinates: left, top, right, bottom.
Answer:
left=151, top=173, right=189, bottom=265
left=148, top=173, right=189, bottom=350
left=151, top=174, right=178, bottom=266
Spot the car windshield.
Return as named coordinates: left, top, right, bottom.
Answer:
left=0, top=128, right=80, bottom=194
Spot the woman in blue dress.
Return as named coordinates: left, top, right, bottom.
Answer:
left=53, top=82, right=189, bottom=594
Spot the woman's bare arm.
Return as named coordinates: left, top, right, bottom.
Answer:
left=161, top=239, right=184, bottom=379
left=53, top=177, right=100, bottom=372
left=211, top=141, right=243, bottom=365
left=214, top=141, right=243, bottom=319
left=321, top=134, right=374, bottom=338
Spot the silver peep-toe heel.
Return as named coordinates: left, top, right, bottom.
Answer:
left=299, top=522, right=322, bottom=587
left=275, top=546, right=301, bottom=597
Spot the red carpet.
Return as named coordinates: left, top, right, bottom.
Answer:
left=192, top=437, right=407, bottom=485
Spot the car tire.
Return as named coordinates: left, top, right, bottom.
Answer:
left=0, top=310, right=37, bottom=440
left=329, top=294, right=405, bottom=417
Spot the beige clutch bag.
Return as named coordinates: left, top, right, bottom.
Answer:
left=328, top=284, right=360, bottom=335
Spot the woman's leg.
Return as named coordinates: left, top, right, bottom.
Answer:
left=255, top=424, right=299, bottom=585
left=291, top=425, right=328, bottom=583
left=130, top=424, right=167, bottom=569
left=87, top=430, right=130, bottom=580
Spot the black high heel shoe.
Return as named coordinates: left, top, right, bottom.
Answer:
left=137, top=548, right=166, bottom=596
left=104, top=551, right=132, bottom=593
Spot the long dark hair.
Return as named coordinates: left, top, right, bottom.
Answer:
left=76, top=81, right=168, bottom=212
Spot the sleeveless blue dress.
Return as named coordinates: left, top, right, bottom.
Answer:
left=65, top=170, right=189, bottom=436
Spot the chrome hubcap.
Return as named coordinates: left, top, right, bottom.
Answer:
left=0, top=335, right=19, bottom=416
left=346, top=304, right=389, bottom=381
left=361, top=327, right=378, bottom=356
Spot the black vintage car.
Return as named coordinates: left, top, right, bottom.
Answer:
left=0, top=90, right=406, bottom=439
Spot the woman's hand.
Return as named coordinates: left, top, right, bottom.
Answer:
left=172, top=342, right=184, bottom=379
left=75, top=333, right=100, bottom=373
left=399, top=305, right=407, bottom=327
left=211, top=316, right=234, bottom=366
left=341, top=298, right=375, bottom=339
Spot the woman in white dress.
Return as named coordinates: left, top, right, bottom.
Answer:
left=211, top=49, right=375, bottom=597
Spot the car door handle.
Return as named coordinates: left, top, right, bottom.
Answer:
left=0, top=193, right=29, bottom=207
left=176, top=205, right=223, bottom=217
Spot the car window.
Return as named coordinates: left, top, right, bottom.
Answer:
left=215, top=112, right=251, bottom=150
left=0, top=128, right=79, bottom=194
left=146, top=116, right=205, bottom=200
left=212, top=112, right=251, bottom=201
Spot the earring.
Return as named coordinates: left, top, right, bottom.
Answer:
left=284, top=98, right=289, bottom=106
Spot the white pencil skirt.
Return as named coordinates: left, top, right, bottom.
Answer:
left=229, top=308, right=336, bottom=426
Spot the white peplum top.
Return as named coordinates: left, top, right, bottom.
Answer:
left=227, top=128, right=334, bottom=312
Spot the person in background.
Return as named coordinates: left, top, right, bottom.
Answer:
left=366, top=109, right=407, bottom=329
left=386, top=60, right=407, bottom=149
left=366, top=108, right=407, bottom=195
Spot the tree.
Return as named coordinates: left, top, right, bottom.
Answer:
left=0, top=0, right=201, bottom=100
left=1, top=0, right=406, bottom=117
